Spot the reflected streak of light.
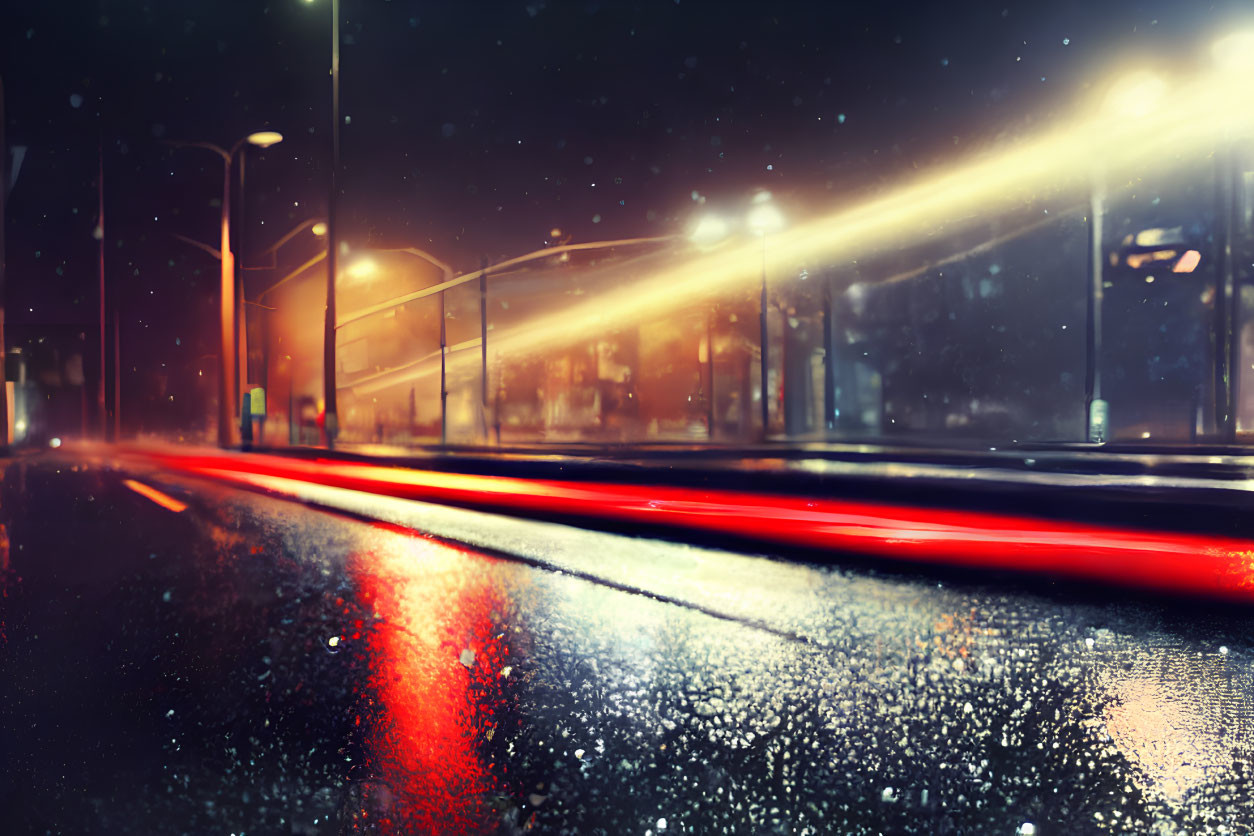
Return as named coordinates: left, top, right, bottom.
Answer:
left=122, top=479, right=188, bottom=513
left=143, top=450, right=1254, bottom=602
left=1100, top=653, right=1254, bottom=802
left=1104, top=679, right=1220, bottom=801
left=349, top=527, right=513, bottom=832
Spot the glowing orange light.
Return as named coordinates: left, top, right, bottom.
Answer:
left=345, top=257, right=378, bottom=281
left=1172, top=249, right=1201, bottom=273
left=1126, top=249, right=1178, bottom=269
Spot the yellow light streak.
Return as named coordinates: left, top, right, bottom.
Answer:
left=486, top=68, right=1252, bottom=353
left=342, top=61, right=1254, bottom=396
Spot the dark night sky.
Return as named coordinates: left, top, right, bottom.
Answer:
left=1, top=0, right=1249, bottom=432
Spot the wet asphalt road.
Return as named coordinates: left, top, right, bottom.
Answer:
left=2, top=455, right=1254, bottom=835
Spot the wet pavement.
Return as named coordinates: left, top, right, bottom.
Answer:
left=2, top=455, right=1254, bottom=834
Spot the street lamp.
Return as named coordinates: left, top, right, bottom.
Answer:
left=167, top=130, right=283, bottom=447
left=747, top=192, right=784, bottom=439
left=344, top=257, right=379, bottom=281
left=690, top=215, right=731, bottom=248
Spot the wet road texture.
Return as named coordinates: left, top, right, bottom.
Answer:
left=1, top=455, right=1253, bottom=835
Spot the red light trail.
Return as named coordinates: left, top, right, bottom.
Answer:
left=125, top=448, right=1254, bottom=604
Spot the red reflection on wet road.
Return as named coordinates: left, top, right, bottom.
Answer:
left=347, top=524, right=515, bottom=834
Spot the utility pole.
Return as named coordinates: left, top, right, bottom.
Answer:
left=439, top=288, right=447, bottom=445
left=237, top=147, right=249, bottom=443
left=1085, top=171, right=1107, bottom=443
left=759, top=234, right=769, bottom=439
left=822, top=275, right=836, bottom=433
left=707, top=306, right=716, bottom=439
left=220, top=150, right=236, bottom=447
left=322, top=0, right=341, bottom=447
left=113, top=306, right=120, bottom=439
left=480, top=256, right=488, bottom=441
left=167, top=132, right=281, bottom=448
left=99, top=140, right=108, bottom=439
left=1215, top=148, right=1238, bottom=441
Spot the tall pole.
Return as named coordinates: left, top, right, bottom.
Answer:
left=1085, top=170, right=1106, bottom=443
left=219, top=152, right=237, bottom=447
left=0, top=77, right=7, bottom=449
left=113, top=306, right=120, bottom=438
left=98, top=140, right=107, bottom=439
left=237, top=148, right=249, bottom=441
left=822, top=275, right=836, bottom=432
left=1215, top=148, right=1238, bottom=441
left=322, top=0, right=340, bottom=447
left=1225, top=149, right=1241, bottom=441
left=168, top=135, right=280, bottom=447
left=439, top=290, right=447, bottom=445
left=480, top=257, right=489, bottom=441
left=707, top=306, right=716, bottom=439
left=759, top=234, right=769, bottom=439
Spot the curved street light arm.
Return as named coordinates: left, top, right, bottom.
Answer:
left=257, top=217, right=327, bottom=259
left=163, top=139, right=230, bottom=162
left=242, top=217, right=328, bottom=271
left=335, top=234, right=678, bottom=330
left=256, top=251, right=327, bottom=302
left=172, top=232, right=222, bottom=261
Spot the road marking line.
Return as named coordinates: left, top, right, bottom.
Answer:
left=122, top=479, right=188, bottom=513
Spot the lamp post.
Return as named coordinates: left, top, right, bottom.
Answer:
left=747, top=193, right=785, bottom=439
left=167, top=130, right=283, bottom=447
left=307, top=0, right=342, bottom=447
